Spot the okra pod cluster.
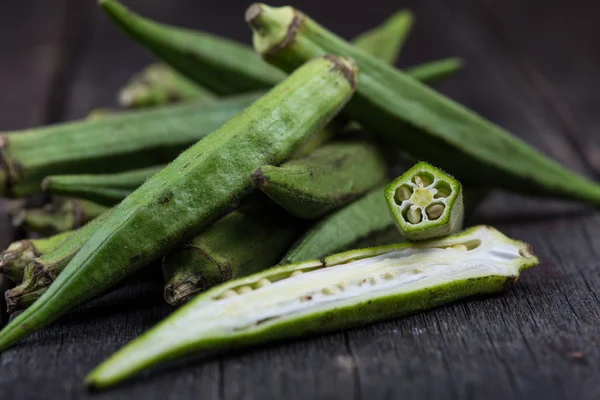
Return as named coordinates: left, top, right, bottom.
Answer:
left=0, top=55, right=357, bottom=351
left=247, top=3, right=600, bottom=205
left=86, top=226, right=539, bottom=388
left=386, top=162, right=464, bottom=241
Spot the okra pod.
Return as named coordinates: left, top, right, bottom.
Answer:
left=42, top=165, right=165, bottom=207
left=118, top=63, right=216, bottom=108
left=282, top=186, right=400, bottom=264
left=0, top=231, right=73, bottom=282
left=253, top=141, right=388, bottom=219
left=86, top=225, right=538, bottom=389
left=248, top=4, right=600, bottom=205
left=15, top=198, right=109, bottom=234
left=163, top=196, right=302, bottom=306
left=0, top=93, right=260, bottom=198
left=386, top=162, right=464, bottom=241
left=404, top=57, right=463, bottom=85
left=0, top=56, right=357, bottom=350
left=5, top=211, right=113, bottom=313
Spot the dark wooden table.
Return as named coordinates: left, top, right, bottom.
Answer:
left=1, top=0, right=599, bottom=398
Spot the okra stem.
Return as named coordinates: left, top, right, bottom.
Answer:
left=248, top=4, right=600, bottom=206
left=43, top=165, right=165, bottom=207
left=385, top=162, right=464, bottom=241
left=85, top=226, right=538, bottom=389
left=253, top=141, right=388, bottom=219
left=0, top=56, right=357, bottom=351
left=0, top=231, right=73, bottom=282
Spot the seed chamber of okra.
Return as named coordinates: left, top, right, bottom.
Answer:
left=393, top=170, right=455, bottom=226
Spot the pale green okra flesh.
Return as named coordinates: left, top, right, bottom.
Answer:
left=247, top=4, right=600, bottom=206
left=85, top=225, right=538, bottom=389
left=0, top=56, right=357, bottom=351
left=385, top=162, right=464, bottom=241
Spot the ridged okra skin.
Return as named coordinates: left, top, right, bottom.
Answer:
left=86, top=226, right=538, bottom=389
left=5, top=211, right=113, bottom=313
left=0, top=94, right=259, bottom=198
left=386, top=162, right=464, bottom=241
left=0, top=231, right=73, bottom=282
left=282, top=186, right=400, bottom=264
left=0, top=56, right=357, bottom=351
left=253, top=141, right=388, bottom=219
left=248, top=4, right=600, bottom=206
left=16, top=199, right=109, bottom=234
left=43, top=165, right=165, bottom=207
left=163, top=196, right=302, bottom=306
left=118, top=63, right=216, bottom=108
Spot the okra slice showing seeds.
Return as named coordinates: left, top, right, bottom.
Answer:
left=42, top=165, right=165, bottom=207
left=0, top=55, right=357, bottom=351
left=86, top=225, right=538, bottom=389
left=386, top=162, right=464, bottom=241
left=247, top=4, right=600, bottom=206
left=163, top=196, right=303, bottom=306
left=0, top=231, right=73, bottom=282
left=253, top=141, right=388, bottom=219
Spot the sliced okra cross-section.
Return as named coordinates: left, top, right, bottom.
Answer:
left=385, top=162, right=464, bottom=241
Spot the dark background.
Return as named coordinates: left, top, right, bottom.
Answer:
left=1, top=0, right=599, bottom=399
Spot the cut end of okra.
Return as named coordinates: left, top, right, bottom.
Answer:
left=85, top=226, right=538, bottom=389
left=385, top=162, right=464, bottom=241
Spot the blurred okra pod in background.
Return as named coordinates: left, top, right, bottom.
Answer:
left=386, top=162, right=464, bottom=241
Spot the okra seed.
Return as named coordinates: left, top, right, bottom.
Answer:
left=426, top=204, right=445, bottom=220
left=407, top=206, right=422, bottom=224
left=394, top=185, right=412, bottom=204
left=434, top=187, right=451, bottom=199
left=413, top=172, right=433, bottom=187
left=383, top=272, right=395, bottom=280
left=291, top=270, right=304, bottom=277
left=254, top=279, right=271, bottom=289
left=237, top=286, right=253, bottom=294
left=322, top=286, right=339, bottom=295
left=337, top=282, right=346, bottom=289
left=451, top=244, right=468, bottom=251
left=220, top=290, right=238, bottom=299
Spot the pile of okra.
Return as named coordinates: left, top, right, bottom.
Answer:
left=0, top=1, right=597, bottom=390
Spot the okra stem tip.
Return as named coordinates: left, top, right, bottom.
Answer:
left=245, top=3, right=264, bottom=30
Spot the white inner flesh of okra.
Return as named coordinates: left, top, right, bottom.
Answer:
left=395, top=173, right=453, bottom=224
left=175, top=227, right=528, bottom=335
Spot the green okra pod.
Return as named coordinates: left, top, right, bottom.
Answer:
left=248, top=4, right=600, bottom=206
left=0, top=93, right=260, bottom=198
left=86, top=225, right=538, bottom=389
left=5, top=211, right=113, bottom=313
left=14, top=198, right=109, bottom=234
left=404, top=57, right=464, bottom=85
left=42, top=165, right=165, bottom=207
left=118, top=63, right=216, bottom=108
left=0, top=231, right=73, bottom=282
left=385, top=162, right=464, bottom=241
left=0, top=55, right=357, bottom=351
left=253, top=141, right=388, bottom=219
left=163, top=196, right=302, bottom=306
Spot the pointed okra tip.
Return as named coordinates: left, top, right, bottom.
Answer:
left=246, top=3, right=299, bottom=55
left=385, top=162, right=464, bottom=241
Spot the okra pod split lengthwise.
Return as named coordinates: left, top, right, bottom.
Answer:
left=0, top=94, right=260, bottom=198
left=0, top=56, right=357, bottom=350
left=86, top=226, right=539, bottom=388
left=247, top=4, right=600, bottom=205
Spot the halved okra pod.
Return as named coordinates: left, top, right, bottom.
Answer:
left=247, top=4, right=600, bottom=206
left=0, top=93, right=259, bottom=198
left=0, top=55, right=357, bottom=351
left=14, top=198, right=109, bottom=234
left=0, top=231, right=73, bottom=282
left=118, top=63, right=216, bottom=108
left=163, top=196, right=302, bottom=306
left=86, top=225, right=538, bottom=389
left=42, top=165, right=165, bottom=207
left=253, top=141, right=388, bottom=219
left=4, top=211, right=113, bottom=313
left=103, top=0, right=461, bottom=100
left=386, top=162, right=464, bottom=241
